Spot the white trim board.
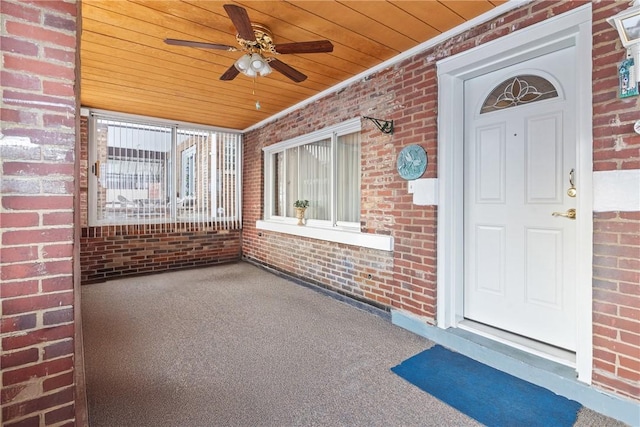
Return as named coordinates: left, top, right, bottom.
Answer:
left=407, top=178, right=439, bottom=206
left=436, top=4, right=594, bottom=383
left=593, top=169, right=640, bottom=212
left=83, top=107, right=241, bottom=134
left=256, top=220, right=393, bottom=252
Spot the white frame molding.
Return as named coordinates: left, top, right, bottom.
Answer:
left=436, top=5, right=593, bottom=383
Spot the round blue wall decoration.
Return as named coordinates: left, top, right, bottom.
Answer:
left=397, top=145, right=427, bottom=180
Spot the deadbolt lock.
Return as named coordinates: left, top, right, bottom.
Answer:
left=567, top=168, right=576, bottom=198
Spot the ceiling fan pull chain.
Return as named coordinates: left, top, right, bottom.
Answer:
left=253, top=77, right=261, bottom=110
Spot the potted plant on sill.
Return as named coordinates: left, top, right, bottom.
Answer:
left=294, top=200, right=309, bottom=225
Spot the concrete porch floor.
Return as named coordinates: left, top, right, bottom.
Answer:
left=81, top=262, right=628, bottom=426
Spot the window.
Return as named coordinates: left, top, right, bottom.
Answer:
left=263, top=118, right=361, bottom=229
left=480, top=75, right=558, bottom=114
left=88, top=113, right=242, bottom=229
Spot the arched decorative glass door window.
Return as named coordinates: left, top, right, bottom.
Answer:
left=480, top=74, right=558, bottom=114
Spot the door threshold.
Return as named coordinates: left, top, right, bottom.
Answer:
left=458, top=319, right=576, bottom=368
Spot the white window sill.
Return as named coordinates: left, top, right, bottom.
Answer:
left=256, top=220, right=394, bottom=252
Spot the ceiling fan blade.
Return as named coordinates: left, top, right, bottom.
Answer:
left=275, top=40, right=333, bottom=54
left=269, top=59, right=307, bottom=83
left=165, top=38, right=237, bottom=51
left=223, top=4, right=255, bottom=42
left=220, top=64, right=240, bottom=81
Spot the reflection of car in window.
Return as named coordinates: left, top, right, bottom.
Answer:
left=177, top=196, right=196, bottom=208
left=117, top=195, right=138, bottom=208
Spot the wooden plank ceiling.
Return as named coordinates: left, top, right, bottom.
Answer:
left=81, top=0, right=505, bottom=130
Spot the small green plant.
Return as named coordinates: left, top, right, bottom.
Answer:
left=294, top=200, right=309, bottom=208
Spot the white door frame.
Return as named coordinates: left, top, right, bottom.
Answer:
left=436, top=4, right=593, bottom=383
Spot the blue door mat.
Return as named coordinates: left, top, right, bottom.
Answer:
left=391, top=345, right=582, bottom=427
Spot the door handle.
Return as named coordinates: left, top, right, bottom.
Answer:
left=552, top=208, right=576, bottom=219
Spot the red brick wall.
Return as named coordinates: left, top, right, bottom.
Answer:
left=591, top=1, right=640, bottom=402
left=249, top=233, right=395, bottom=309
left=243, top=44, right=440, bottom=319
left=592, top=211, right=640, bottom=400
left=1, top=0, right=79, bottom=425
left=243, top=0, right=639, bottom=402
left=78, top=118, right=242, bottom=283
left=80, top=225, right=241, bottom=284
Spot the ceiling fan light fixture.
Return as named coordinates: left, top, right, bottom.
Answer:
left=234, top=53, right=271, bottom=77
left=250, top=53, right=267, bottom=70
left=234, top=54, right=251, bottom=72
left=259, top=61, right=272, bottom=76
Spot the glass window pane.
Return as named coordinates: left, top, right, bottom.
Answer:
left=96, top=119, right=172, bottom=223
left=177, top=129, right=211, bottom=220
left=285, top=147, right=299, bottom=217
left=273, top=152, right=284, bottom=216
left=213, top=133, right=239, bottom=221
left=300, top=139, right=331, bottom=221
left=337, top=132, right=361, bottom=223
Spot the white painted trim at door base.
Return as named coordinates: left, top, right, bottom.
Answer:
left=391, top=310, right=640, bottom=426
left=436, top=4, right=594, bottom=384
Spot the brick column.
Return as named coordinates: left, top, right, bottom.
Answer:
left=1, top=0, right=79, bottom=425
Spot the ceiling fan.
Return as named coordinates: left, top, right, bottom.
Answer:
left=164, top=4, right=333, bottom=83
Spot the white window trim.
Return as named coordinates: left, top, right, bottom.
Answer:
left=259, top=118, right=393, bottom=251
left=265, top=117, right=362, bottom=151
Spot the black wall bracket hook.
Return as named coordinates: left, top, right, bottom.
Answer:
left=363, top=116, right=394, bottom=134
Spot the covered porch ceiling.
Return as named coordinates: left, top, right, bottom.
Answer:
left=81, top=0, right=506, bottom=130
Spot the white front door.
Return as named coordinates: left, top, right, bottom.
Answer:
left=463, top=46, right=577, bottom=351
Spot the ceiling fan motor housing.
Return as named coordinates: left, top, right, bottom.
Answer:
left=237, top=23, right=276, bottom=54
